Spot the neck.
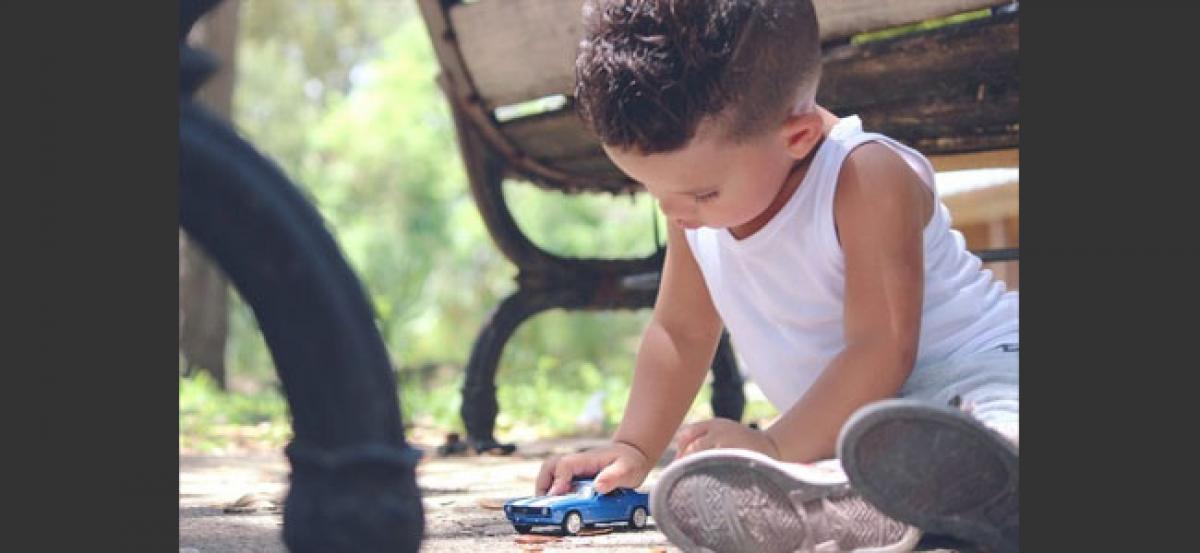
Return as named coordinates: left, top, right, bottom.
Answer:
left=728, top=107, right=839, bottom=240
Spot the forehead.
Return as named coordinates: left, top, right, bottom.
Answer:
left=604, top=135, right=739, bottom=193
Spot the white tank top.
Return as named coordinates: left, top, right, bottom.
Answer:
left=684, top=116, right=1019, bottom=411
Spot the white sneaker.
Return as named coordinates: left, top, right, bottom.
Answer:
left=651, top=448, right=921, bottom=553
left=838, top=399, right=1019, bottom=553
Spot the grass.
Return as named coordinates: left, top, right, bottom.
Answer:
left=179, top=372, right=292, bottom=454
left=181, top=364, right=781, bottom=453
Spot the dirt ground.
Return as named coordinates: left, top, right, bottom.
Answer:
left=180, top=434, right=959, bottom=552
left=180, top=435, right=681, bottom=552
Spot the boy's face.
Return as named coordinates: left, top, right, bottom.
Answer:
left=603, top=123, right=796, bottom=232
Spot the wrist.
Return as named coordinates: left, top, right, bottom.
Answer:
left=613, top=438, right=652, bottom=467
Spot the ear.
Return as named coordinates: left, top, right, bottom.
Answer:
left=778, top=109, right=824, bottom=160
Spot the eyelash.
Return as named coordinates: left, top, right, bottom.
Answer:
left=694, top=190, right=719, bottom=203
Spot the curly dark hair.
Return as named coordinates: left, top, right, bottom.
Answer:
left=575, top=0, right=821, bottom=154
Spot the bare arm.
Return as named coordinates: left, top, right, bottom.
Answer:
left=612, top=220, right=725, bottom=463
left=537, top=220, right=725, bottom=495
left=764, top=142, right=933, bottom=463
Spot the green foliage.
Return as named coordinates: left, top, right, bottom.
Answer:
left=193, top=1, right=728, bottom=442
left=493, top=311, right=644, bottom=437
left=179, top=372, right=292, bottom=453
left=506, top=183, right=662, bottom=258
left=743, top=399, right=779, bottom=425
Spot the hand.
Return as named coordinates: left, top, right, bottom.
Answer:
left=674, top=418, right=780, bottom=460
left=535, top=441, right=652, bottom=496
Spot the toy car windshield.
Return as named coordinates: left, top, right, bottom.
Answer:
left=568, top=481, right=596, bottom=498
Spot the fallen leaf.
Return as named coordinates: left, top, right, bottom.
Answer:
left=476, top=497, right=509, bottom=510
left=576, top=527, right=614, bottom=536
left=223, top=493, right=278, bottom=514
left=514, top=534, right=563, bottom=545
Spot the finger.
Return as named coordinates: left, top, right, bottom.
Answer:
left=674, top=425, right=711, bottom=458
left=549, top=454, right=583, bottom=495
left=535, top=455, right=560, bottom=495
left=681, top=435, right=711, bottom=458
left=675, top=422, right=709, bottom=447
left=593, top=456, right=634, bottom=494
left=675, top=439, right=691, bottom=460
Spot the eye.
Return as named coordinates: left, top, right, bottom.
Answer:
left=694, top=190, right=720, bottom=203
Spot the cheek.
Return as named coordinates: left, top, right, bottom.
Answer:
left=656, top=194, right=688, bottom=217
left=745, top=166, right=788, bottom=208
left=701, top=197, right=756, bottom=228
left=727, top=179, right=774, bottom=217
left=751, top=181, right=781, bottom=211
left=718, top=173, right=782, bottom=224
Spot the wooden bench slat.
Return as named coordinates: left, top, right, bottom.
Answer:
left=425, top=0, right=1018, bottom=192
left=548, top=155, right=630, bottom=179
left=928, top=149, right=1018, bottom=172
left=500, top=109, right=601, bottom=161
left=496, top=13, right=1016, bottom=169
left=819, top=12, right=1018, bottom=155
left=816, top=0, right=1010, bottom=41
left=942, top=180, right=1019, bottom=228
left=819, top=14, right=1017, bottom=110
left=449, top=0, right=1011, bottom=109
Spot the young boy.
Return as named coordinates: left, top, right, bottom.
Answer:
left=536, top=1, right=1018, bottom=552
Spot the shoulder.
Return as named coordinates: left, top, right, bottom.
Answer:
left=833, top=141, right=933, bottom=237
left=837, top=141, right=927, bottom=200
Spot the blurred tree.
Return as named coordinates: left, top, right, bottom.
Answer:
left=221, top=0, right=669, bottom=430
left=179, top=0, right=240, bottom=389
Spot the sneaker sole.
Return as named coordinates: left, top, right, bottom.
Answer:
left=650, top=448, right=920, bottom=553
left=837, top=399, right=1019, bottom=553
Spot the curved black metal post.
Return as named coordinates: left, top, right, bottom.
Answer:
left=180, top=3, right=423, bottom=549
left=462, top=301, right=746, bottom=452
left=460, top=289, right=556, bottom=453
left=710, top=331, right=746, bottom=421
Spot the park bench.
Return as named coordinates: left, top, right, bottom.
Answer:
left=416, top=0, right=1021, bottom=453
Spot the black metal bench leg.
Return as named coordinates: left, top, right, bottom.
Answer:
left=461, top=288, right=554, bottom=454
left=180, top=99, right=423, bottom=552
left=710, top=331, right=746, bottom=422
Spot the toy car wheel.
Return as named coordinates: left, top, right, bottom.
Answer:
left=513, top=524, right=532, bottom=534
left=629, top=506, right=648, bottom=529
left=561, top=511, right=583, bottom=535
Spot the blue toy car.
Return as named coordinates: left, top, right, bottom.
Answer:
left=503, top=478, right=651, bottom=535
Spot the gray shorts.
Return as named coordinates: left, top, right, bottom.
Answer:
left=898, top=344, right=1020, bottom=444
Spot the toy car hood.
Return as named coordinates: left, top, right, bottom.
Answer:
left=504, top=494, right=585, bottom=508
left=505, top=479, right=598, bottom=508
